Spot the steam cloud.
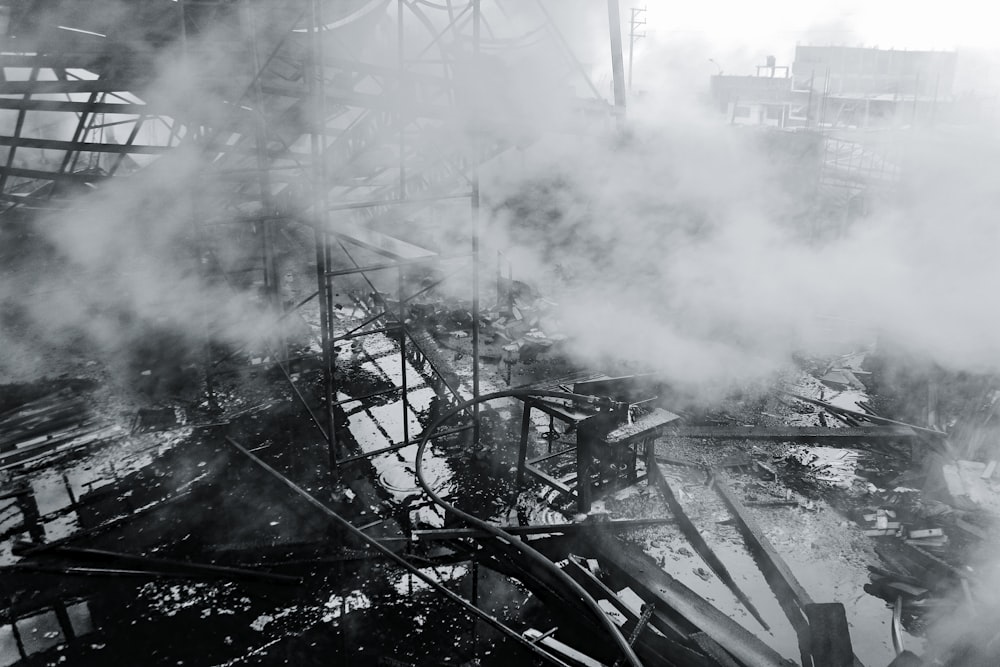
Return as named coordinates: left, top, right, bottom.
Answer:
left=482, top=113, right=1000, bottom=391
left=2, top=2, right=1000, bottom=663
left=1, top=2, right=997, bottom=394
left=2, top=1, right=998, bottom=396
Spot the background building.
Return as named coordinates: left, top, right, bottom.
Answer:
left=712, top=46, right=958, bottom=130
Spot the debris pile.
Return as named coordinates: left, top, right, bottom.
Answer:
left=784, top=446, right=860, bottom=488
left=0, top=383, right=121, bottom=470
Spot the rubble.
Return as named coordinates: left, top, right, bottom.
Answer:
left=0, top=5, right=995, bottom=663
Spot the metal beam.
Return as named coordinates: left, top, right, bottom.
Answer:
left=0, top=79, right=144, bottom=94
left=583, top=527, right=794, bottom=667
left=259, top=81, right=449, bottom=117
left=336, top=423, right=473, bottom=465
left=712, top=472, right=814, bottom=605
left=412, top=518, right=676, bottom=541
left=324, top=252, right=468, bottom=278
left=606, top=0, right=627, bottom=120
left=223, top=436, right=573, bottom=667
left=647, top=460, right=769, bottom=631
left=673, top=424, right=917, bottom=442
left=0, top=166, right=100, bottom=182
left=0, top=135, right=170, bottom=154
left=781, top=392, right=948, bottom=440
left=711, top=472, right=817, bottom=667
left=0, top=97, right=150, bottom=114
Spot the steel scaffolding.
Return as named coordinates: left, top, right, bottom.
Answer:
left=0, top=0, right=618, bottom=479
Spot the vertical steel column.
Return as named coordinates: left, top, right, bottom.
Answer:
left=397, top=0, right=410, bottom=454
left=398, top=0, right=406, bottom=198
left=314, top=226, right=335, bottom=463
left=577, top=434, right=593, bottom=514
left=471, top=558, right=480, bottom=658
left=309, top=0, right=337, bottom=475
left=178, top=0, right=217, bottom=410
left=245, top=0, right=281, bottom=311
left=516, top=401, right=532, bottom=487
left=495, top=251, right=501, bottom=308
left=471, top=0, right=481, bottom=445
left=398, top=266, right=409, bottom=448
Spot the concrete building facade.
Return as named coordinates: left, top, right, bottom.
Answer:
left=711, top=46, right=957, bottom=130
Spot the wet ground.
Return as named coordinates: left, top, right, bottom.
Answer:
left=0, top=315, right=951, bottom=667
left=0, top=309, right=551, bottom=666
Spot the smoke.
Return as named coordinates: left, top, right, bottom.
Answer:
left=4, top=2, right=1000, bottom=663
left=2, top=5, right=999, bottom=396
left=0, top=10, right=301, bottom=385
left=473, top=62, right=1000, bottom=399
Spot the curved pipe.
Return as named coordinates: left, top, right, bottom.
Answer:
left=414, top=389, right=644, bottom=667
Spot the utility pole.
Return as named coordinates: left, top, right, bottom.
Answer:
left=628, top=6, right=646, bottom=91
left=607, top=0, right=627, bottom=125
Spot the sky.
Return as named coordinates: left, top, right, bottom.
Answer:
left=620, top=0, right=1000, bottom=93
left=645, top=0, right=996, bottom=57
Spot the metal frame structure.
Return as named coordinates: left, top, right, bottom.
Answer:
left=0, top=6, right=621, bottom=659
left=0, top=1, right=621, bottom=478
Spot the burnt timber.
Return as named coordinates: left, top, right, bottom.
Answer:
left=673, top=425, right=916, bottom=443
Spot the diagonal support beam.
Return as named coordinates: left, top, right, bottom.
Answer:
left=648, top=460, right=770, bottom=631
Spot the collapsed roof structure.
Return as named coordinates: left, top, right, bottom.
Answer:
left=2, top=2, right=1000, bottom=667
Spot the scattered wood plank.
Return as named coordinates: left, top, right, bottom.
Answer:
left=523, top=628, right=606, bottom=667
left=884, top=582, right=928, bottom=600
left=905, top=538, right=947, bottom=549
left=0, top=425, right=119, bottom=469
left=866, top=566, right=925, bottom=588
left=908, top=529, right=943, bottom=539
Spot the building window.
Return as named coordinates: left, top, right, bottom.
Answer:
left=734, top=105, right=751, bottom=118
left=766, top=105, right=783, bottom=120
